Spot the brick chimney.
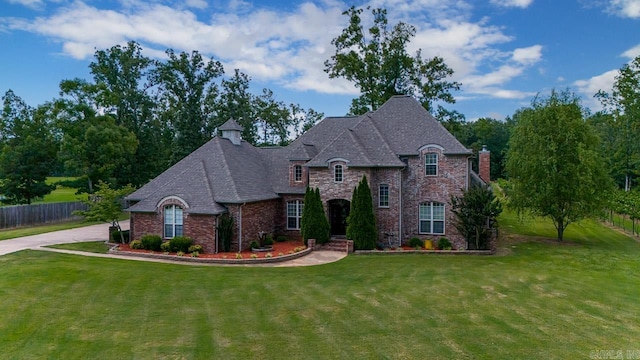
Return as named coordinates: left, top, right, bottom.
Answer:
left=479, top=145, right=491, bottom=183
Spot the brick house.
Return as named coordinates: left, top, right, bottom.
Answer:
left=126, top=95, right=488, bottom=252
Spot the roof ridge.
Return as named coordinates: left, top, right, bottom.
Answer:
left=346, top=128, right=373, bottom=165
left=364, top=113, right=398, bottom=157
left=200, top=158, right=218, bottom=208
left=216, top=138, right=241, bottom=201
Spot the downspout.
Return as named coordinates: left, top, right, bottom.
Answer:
left=215, top=215, right=219, bottom=254
left=238, top=203, right=246, bottom=251
left=398, top=167, right=403, bottom=248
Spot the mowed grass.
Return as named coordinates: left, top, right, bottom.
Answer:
left=46, top=241, right=111, bottom=254
left=34, top=177, right=87, bottom=204
left=0, top=209, right=638, bottom=359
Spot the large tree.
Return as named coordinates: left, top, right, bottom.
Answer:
left=506, top=90, right=612, bottom=241
left=325, top=6, right=460, bottom=115
left=596, top=55, right=640, bottom=191
left=0, top=91, right=58, bottom=204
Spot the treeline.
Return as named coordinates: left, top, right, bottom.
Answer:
left=0, top=41, right=323, bottom=204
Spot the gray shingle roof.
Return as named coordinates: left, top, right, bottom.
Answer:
left=219, top=118, right=243, bottom=131
left=127, top=96, right=471, bottom=211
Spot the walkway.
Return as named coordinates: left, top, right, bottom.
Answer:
left=0, top=222, right=347, bottom=267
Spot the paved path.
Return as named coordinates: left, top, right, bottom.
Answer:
left=0, top=222, right=347, bottom=267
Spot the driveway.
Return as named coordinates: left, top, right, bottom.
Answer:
left=0, top=222, right=347, bottom=267
left=0, top=222, right=128, bottom=256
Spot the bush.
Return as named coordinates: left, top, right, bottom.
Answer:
left=264, top=235, right=274, bottom=246
left=140, top=234, right=162, bottom=251
left=408, top=237, right=423, bottom=248
left=437, top=237, right=452, bottom=250
left=130, top=240, right=143, bottom=249
left=160, top=241, right=171, bottom=252
left=188, top=244, right=203, bottom=254
left=275, top=235, right=287, bottom=242
left=169, top=236, right=193, bottom=253
left=111, top=230, right=130, bottom=243
left=250, top=240, right=259, bottom=249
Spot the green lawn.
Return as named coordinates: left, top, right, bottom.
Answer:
left=35, top=177, right=87, bottom=203
left=46, top=241, right=112, bottom=254
left=0, top=209, right=638, bottom=358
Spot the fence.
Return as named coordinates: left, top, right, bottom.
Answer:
left=0, top=201, right=89, bottom=229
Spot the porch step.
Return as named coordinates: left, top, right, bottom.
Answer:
left=316, top=239, right=352, bottom=253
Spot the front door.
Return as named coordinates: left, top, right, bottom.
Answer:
left=328, top=199, right=350, bottom=236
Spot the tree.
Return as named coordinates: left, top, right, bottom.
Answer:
left=450, top=185, right=502, bottom=250
left=596, top=55, right=640, bottom=191
left=153, top=49, right=224, bottom=163
left=346, top=175, right=377, bottom=249
left=325, top=6, right=460, bottom=115
left=0, top=91, right=58, bottom=204
left=300, top=187, right=330, bottom=245
left=506, top=90, right=612, bottom=241
left=76, top=181, right=135, bottom=242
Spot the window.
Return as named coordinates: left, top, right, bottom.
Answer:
left=419, top=202, right=445, bottom=234
left=287, top=200, right=304, bottom=230
left=164, top=205, right=184, bottom=238
left=334, top=164, right=343, bottom=183
left=294, top=165, right=302, bottom=182
left=379, top=184, right=389, bottom=208
left=425, top=153, right=438, bottom=176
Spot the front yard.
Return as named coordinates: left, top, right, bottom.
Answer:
left=0, top=208, right=638, bottom=358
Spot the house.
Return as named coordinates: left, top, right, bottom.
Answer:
left=125, top=95, right=489, bottom=252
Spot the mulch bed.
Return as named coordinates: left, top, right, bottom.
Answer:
left=115, top=241, right=305, bottom=259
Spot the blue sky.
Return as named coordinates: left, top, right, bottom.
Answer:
left=1, top=0, right=639, bottom=120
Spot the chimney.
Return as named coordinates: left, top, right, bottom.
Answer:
left=479, top=145, right=491, bottom=183
left=219, top=118, right=243, bottom=146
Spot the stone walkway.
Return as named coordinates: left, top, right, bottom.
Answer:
left=0, top=222, right=347, bottom=267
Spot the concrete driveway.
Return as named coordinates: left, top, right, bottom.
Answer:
left=0, top=222, right=127, bottom=256
left=0, top=222, right=347, bottom=267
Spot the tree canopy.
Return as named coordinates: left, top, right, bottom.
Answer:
left=325, top=6, right=460, bottom=115
left=506, top=90, right=612, bottom=240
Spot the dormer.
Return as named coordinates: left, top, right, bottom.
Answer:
left=219, top=119, right=243, bottom=145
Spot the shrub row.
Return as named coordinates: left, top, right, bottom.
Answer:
left=130, top=235, right=199, bottom=253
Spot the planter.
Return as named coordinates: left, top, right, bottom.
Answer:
left=251, top=246, right=274, bottom=252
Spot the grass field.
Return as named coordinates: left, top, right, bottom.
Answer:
left=0, top=208, right=638, bottom=359
left=34, top=177, right=88, bottom=203
left=46, top=241, right=112, bottom=254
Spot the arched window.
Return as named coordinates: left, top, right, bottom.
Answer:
left=334, top=164, right=343, bottom=183
left=287, top=200, right=304, bottom=230
left=419, top=202, right=445, bottom=234
left=294, top=165, right=302, bottom=182
left=164, top=205, right=184, bottom=238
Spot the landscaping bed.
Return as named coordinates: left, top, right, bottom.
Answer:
left=110, top=240, right=310, bottom=264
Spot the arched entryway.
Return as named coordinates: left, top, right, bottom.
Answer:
left=328, top=199, right=350, bottom=236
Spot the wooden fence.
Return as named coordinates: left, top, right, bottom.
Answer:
left=0, top=202, right=89, bottom=229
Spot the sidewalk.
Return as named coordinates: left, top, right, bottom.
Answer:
left=0, top=222, right=347, bottom=267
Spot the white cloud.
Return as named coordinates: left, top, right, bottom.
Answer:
left=622, top=44, right=640, bottom=59
left=574, top=69, right=618, bottom=111
left=2, top=0, right=544, bottom=101
left=512, top=45, right=542, bottom=65
left=606, top=0, right=640, bottom=18
left=6, top=0, right=44, bottom=9
left=490, top=0, right=534, bottom=8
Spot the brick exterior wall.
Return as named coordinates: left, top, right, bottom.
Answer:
left=279, top=195, right=304, bottom=242
left=288, top=161, right=308, bottom=188
left=479, top=149, right=491, bottom=183
left=129, top=197, right=218, bottom=253
left=226, top=199, right=280, bottom=252
left=400, top=147, right=469, bottom=249
left=309, top=161, right=371, bottom=212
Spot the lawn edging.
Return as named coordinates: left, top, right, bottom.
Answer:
left=107, top=245, right=313, bottom=264
left=353, top=249, right=494, bottom=255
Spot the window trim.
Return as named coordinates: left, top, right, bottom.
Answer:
left=294, top=165, right=302, bottom=182
left=286, top=200, right=304, bottom=230
left=164, top=205, right=184, bottom=239
left=419, top=202, right=445, bottom=235
left=425, top=153, right=438, bottom=176
left=379, top=184, right=389, bottom=208
left=334, top=164, right=343, bottom=183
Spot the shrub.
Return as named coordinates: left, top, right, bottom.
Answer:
left=130, top=240, right=143, bottom=249
left=250, top=254, right=258, bottom=259
left=437, top=237, right=452, bottom=250
left=347, top=176, right=377, bottom=250
left=177, top=251, right=185, bottom=257
left=275, top=235, right=287, bottom=242
left=408, top=237, right=423, bottom=248
left=140, top=234, right=162, bottom=251
left=235, top=253, right=243, bottom=259
left=250, top=240, right=259, bottom=249
left=301, top=187, right=331, bottom=245
left=217, top=214, right=234, bottom=252
left=191, top=252, right=199, bottom=258
left=188, top=244, right=203, bottom=254
left=169, top=236, right=193, bottom=253
left=264, top=235, right=274, bottom=246
left=265, top=252, right=273, bottom=258
left=160, top=241, right=171, bottom=253
left=111, top=230, right=130, bottom=243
